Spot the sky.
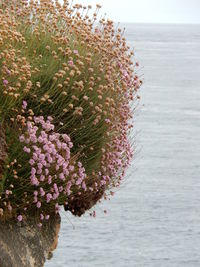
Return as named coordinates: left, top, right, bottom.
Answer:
left=60, top=0, right=200, bottom=24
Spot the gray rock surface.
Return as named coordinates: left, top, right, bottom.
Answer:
left=0, top=214, right=61, bottom=267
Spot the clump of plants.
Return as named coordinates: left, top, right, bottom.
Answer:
left=0, top=0, right=141, bottom=226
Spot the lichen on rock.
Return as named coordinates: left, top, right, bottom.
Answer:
left=0, top=213, right=60, bottom=267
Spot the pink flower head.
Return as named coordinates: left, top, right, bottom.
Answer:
left=6, top=69, right=11, bottom=75
left=46, top=193, right=52, bottom=203
left=31, top=176, right=39, bottom=186
left=68, top=142, right=73, bottom=148
left=82, top=181, right=86, bottom=190
left=68, top=60, right=73, bottom=65
left=17, top=215, right=23, bottom=222
left=45, top=214, right=50, bottom=220
left=29, top=159, right=35, bottom=165
left=31, top=167, right=36, bottom=175
left=40, top=187, right=45, bottom=196
left=3, top=79, right=8, bottom=85
left=55, top=203, right=60, bottom=213
left=48, top=175, right=52, bottom=184
left=34, top=190, right=38, bottom=196
left=59, top=173, right=65, bottom=180
left=23, top=146, right=31, bottom=153
left=77, top=162, right=82, bottom=168
left=19, top=135, right=25, bottom=142
left=62, top=134, right=70, bottom=142
left=36, top=201, right=41, bottom=208
left=47, top=116, right=53, bottom=121
left=22, top=100, right=27, bottom=109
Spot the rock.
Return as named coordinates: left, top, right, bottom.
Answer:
left=64, top=187, right=105, bottom=216
left=0, top=214, right=61, bottom=267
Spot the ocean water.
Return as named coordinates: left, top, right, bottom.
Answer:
left=45, top=24, right=200, bottom=267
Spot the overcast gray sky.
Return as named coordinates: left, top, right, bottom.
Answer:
left=61, top=0, right=200, bottom=24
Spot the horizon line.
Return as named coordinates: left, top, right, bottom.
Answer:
left=113, top=21, right=200, bottom=26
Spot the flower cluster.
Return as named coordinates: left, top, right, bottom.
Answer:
left=17, top=112, right=87, bottom=225
left=0, top=0, right=141, bottom=223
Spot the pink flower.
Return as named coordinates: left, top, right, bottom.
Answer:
left=68, top=60, right=73, bottom=65
left=56, top=165, right=60, bottom=171
left=23, top=146, right=31, bottom=153
left=105, top=118, right=111, bottom=124
left=59, top=173, right=65, bottom=180
left=17, top=215, right=23, bottom=222
left=22, top=100, right=27, bottom=109
left=53, top=192, right=59, bottom=200
left=46, top=193, right=52, bottom=203
left=37, top=163, right=43, bottom=169
left=47, top=116, right=53, bottom=121
left=82, top=181, right=86, bottom=190
left=31, top=176, right=39, bottom=186
left=68, top=142, right=73, bottom=148
left=19, top=135, right=25, bottom=142
left=8, top=204, right=12, bottom=211
left=62, top=134, right=70, bottom=142
left=32, top=153, right=38, bottom=161
left=6, top=69, right=11, bottom=75
left=37, top=168, right=42, bottom=175
left=48, top=175, right=52, bottom=184
left=55, top=203, right=60, bottom=213
left=76, top=178, right=82, bottom=185
left=62, top=143, right=67, bottom=150
left=3, top=79, right=8, bottom=85
left=38, top=136, right=44, bottom=143
left=77, top=162, right=82, bottom=168
left=31, top=167, right=36, bottom=175
left=63, top=169, right=69, bottom=176
left=68, top=165, right=74, bottom=172
left=33, top=196, right=38, bottom=203
left=47, top=155, right=53, bottom=163
left=45, top=214, right=50, bottom=220
left=29, top=159, right=35, bottom=165
left=40, top=175, right=45, bottom=182
left=59, top=186, right=63, bottom=192
left=39, top=153, right=45, bottom=161
left=53, top=183, right=58, bottom=193
left=36, top=201, right=41, bottom=208
left=34, top=191, right=38, bottom=196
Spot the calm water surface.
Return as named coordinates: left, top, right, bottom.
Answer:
left=45, top=24, right=200, bottom=267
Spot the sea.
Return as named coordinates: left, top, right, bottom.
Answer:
left=45, top=23, right=200, bottom=267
